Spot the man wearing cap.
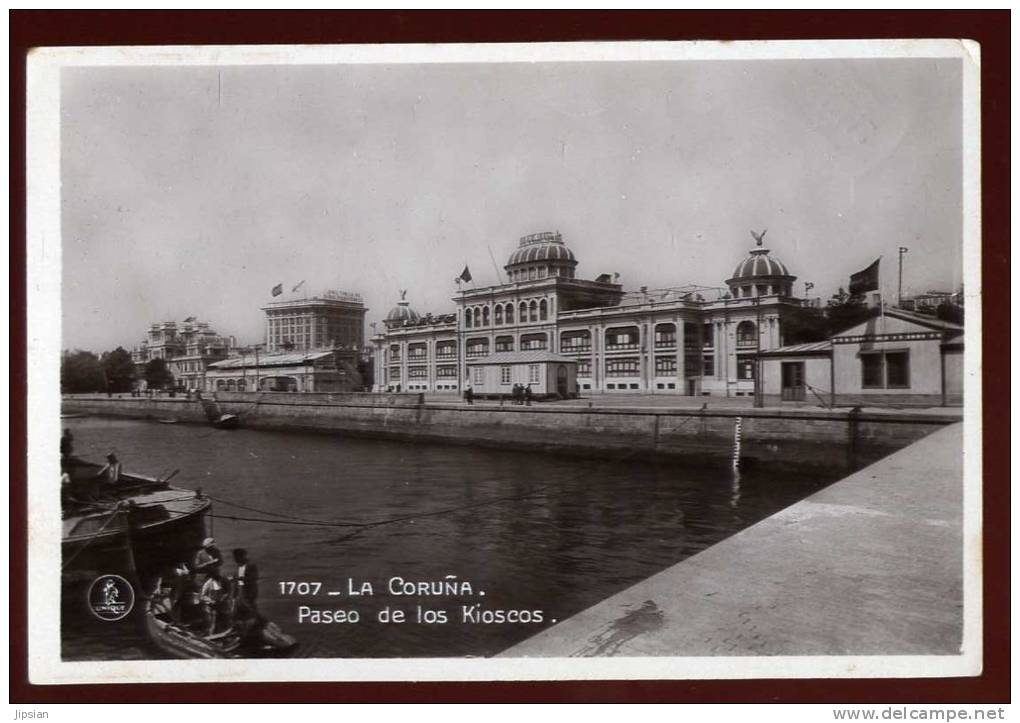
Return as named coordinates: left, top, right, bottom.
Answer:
left=192, top=537, right=223, bottom=590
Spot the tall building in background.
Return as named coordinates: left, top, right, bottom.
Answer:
left=262, top=290, right=367, bottom=352
left=205, top=290, right=371, bottom=393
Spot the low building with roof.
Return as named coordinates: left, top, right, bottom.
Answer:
left=205, top=349, right=356, bottom=393
left=760, top=308, right=964, bottom=406
left=465, top=350, right=578, bottom=399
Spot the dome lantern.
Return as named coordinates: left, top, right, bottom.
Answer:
left=505, top=231, right=578, bottom=282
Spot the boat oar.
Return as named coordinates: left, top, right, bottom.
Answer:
left=160, top=469, right=180, bottom=485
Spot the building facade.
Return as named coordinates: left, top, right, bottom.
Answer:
left=262, top=291, right=367, bottom=353
left=131, top=319, right=235, bottom=391
left=372, top=231, right=802, bottom=396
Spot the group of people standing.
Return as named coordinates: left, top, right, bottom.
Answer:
left=154, top=537, right=261, bottom=638
left=510, top=383, right=534, bottom=405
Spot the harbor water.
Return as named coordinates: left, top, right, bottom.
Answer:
left=61, top=417, right=845, bottom=660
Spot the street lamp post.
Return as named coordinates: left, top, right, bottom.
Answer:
left=898, top=246, right=909, bottom=307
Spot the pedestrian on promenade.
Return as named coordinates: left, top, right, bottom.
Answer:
left=525, top=384, right=533, bottom=406
left=464, top=385, right=474, bottom=405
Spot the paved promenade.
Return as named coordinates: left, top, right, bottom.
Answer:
left=502, top=423, right=963, bottom=657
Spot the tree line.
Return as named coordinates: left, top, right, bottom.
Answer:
left=61, top=347, right=174, bottom=394
left=783, top=288, right=964, bottom=346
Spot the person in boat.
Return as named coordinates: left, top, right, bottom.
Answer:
left=60, top=428, right=74, bottom=458
left=192, top=537, right=223, bottom=586
left=199, top=568, right=232, bottom=636
left=94, top=452, right=122, bottom=491
left=232, top=548, right=260, bottom=615
left=166, top=562, right=193, bottom=623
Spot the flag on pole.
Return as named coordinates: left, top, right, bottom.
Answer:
left=849, top=258, right=880, bottom=296
left=271, top=283, right=283, bottom=297
left=456, top=266, right=472, bottom=284
left=292, top=280, right=305, bottom=293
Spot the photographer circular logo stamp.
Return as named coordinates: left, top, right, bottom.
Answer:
left=87, top=574, right=135, bottom=621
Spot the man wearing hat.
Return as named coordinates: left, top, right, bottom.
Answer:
left=191, top=536, right=223, bottom=590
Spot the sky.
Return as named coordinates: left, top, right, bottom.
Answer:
left=61, top=56, right=964, bottom=352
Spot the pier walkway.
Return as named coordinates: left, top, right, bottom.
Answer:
left=501, top=423, right=964, bottom=657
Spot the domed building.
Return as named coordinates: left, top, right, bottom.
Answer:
left=726, top=241, right=797, bottom=299
left=505, top=232, right=578, bottom=282
left=372, top=229, right=803, bottom=400
left=384, top=291, right=421, bottom=328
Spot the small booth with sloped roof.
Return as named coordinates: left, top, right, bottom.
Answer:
left=466, top=350, right=578, bottom=399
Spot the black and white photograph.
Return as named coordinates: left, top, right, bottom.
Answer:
left=26, top=38, right=982, bottom=684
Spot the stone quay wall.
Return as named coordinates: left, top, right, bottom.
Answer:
left=61, top=393, right=958, bottom=472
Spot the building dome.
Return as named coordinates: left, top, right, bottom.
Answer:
left=729, top=248, right=792, bottom=281
left=505, top=231, right=579, bottom=282
left=385, top=291, right=420, bottom=326
left=725, top=234, right=797, bottom=298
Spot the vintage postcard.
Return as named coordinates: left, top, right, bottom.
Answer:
left=26, top=39, right=982, bottom=684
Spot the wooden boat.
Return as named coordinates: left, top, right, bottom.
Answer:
left=212, top=413, right=239, bottom=430
left=62, top=457, right=211, bottom=576
left=156, top=418, right=179, bottom=425
left=199, top=396, right=240, bottom=430
left=144, top=600, right=297, bottom=659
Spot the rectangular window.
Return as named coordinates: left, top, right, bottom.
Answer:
left=472, top=367, right=484, bottom=384
left=886, top=352, right=909, bottom=387
left=861, top=351, right=910, bottom=389
left=436, top=365, right=457, bottom=379
left=861, top=353, right=884, bottom=388
left=606, top=358, right=640, bottom=377
left=737, top=357, right=755, bottom=380
left=500, top=366, right=512, bottom=384
left=529, top=364, right=540, bottom=383
left=702, top=355, right=715, bottom=377
left=577, top=361, right=591, bottom=376
left=654, top=357, right=677, bottom=375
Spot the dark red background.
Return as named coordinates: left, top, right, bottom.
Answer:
left=9, top=10, right=1010, bottom=704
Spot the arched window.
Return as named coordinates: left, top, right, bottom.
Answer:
left=529, top=300, right=538, bottom=322
left=539, top=299, right=548, bottom=320
left=482, top=306, right=490, bottom=326
left=494, top=305, right=503, bottom=324
left=464, top=309, right=472, bottom=328
left=473, top=308, right=481, bottom=327
left=217, top=380, right=226, bottom=390
left=736, top=321, right=757, bottom=346
left=238, top=379, right=246, bottom=391
left=519, top=302, right=528, bottom=322
left=528, top=268, right=536, bottom=280
left=505, top=303, right=514, bottom=324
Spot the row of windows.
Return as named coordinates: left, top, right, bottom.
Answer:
left=508, top=265, right=576, bottom=282
left=734, top=283, right=793, bottom=298
left=464, top=299, right=549, bottom=328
